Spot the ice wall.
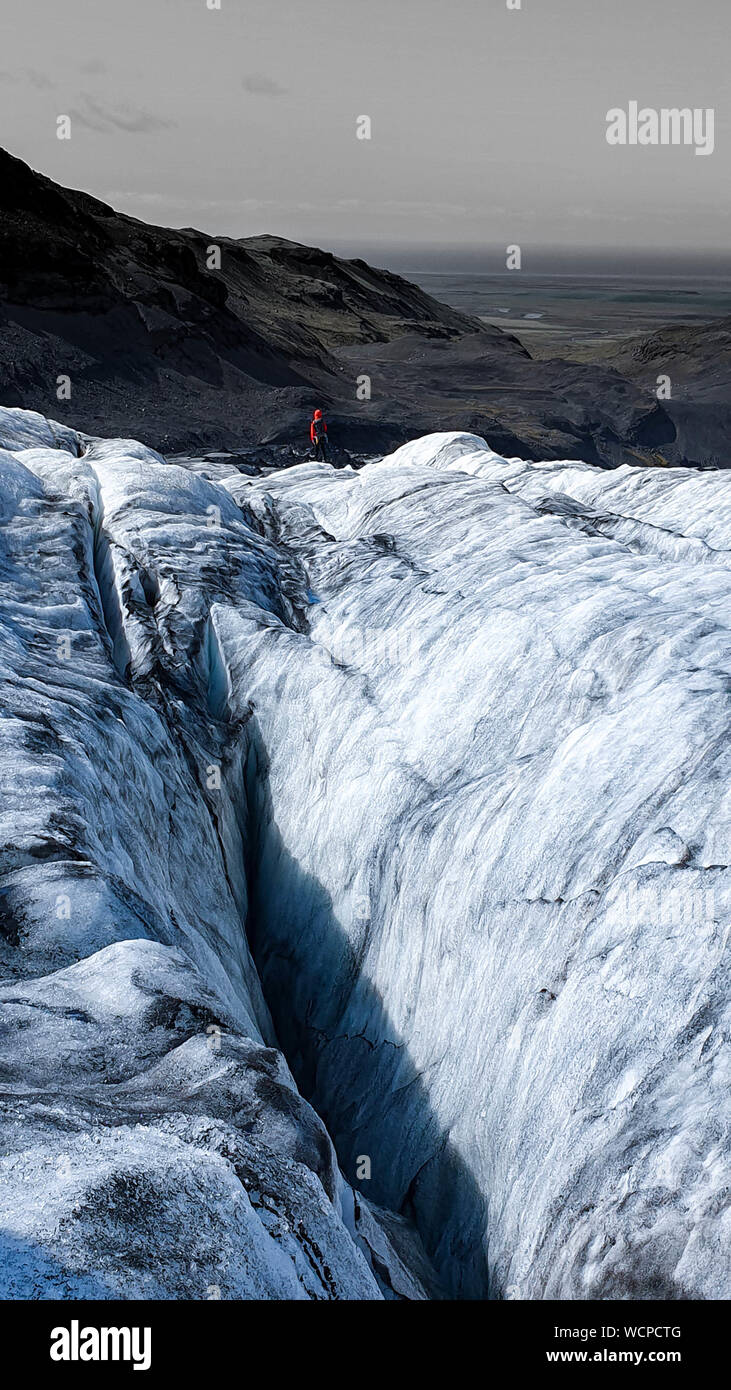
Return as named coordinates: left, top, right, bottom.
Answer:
left=0, top=408, right=427, bottom=1300
left=220, top=433, right=731, bottom=1299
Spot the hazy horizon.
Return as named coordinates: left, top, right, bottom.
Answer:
left=6, top=137, right=731, bottom=281
left=324, top=242, right=731, bottom=278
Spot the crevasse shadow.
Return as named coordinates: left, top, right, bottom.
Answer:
left=243, top=714, right=491, bottom=1300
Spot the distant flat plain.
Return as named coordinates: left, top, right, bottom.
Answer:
left=407, top=271, right=731, bottom=361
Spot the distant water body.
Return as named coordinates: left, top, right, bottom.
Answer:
left=326, top=244, right=731, bottom=348
left=406, top=271, right=731, bottom=346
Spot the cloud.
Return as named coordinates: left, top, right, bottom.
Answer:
left=241, top=73, right=288, bottom=97
left=67, top=97, right=174, bottom=134
left=0, top=67, right=55, bottom=90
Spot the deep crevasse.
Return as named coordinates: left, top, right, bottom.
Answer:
left=0, top=408, right=729, bottom=1300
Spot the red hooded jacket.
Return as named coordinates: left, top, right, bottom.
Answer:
left=310, top=410, right=327, bottom=444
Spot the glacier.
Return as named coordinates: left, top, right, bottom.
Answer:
left=0, top=406, right=728, bottom=1300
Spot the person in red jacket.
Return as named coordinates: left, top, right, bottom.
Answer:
left=310, top=408, right=329, bottom=461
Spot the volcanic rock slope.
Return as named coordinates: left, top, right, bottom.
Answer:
left=0, top=407, right=729, bottom=1300
left=0, top=145, right=481, bottom=454
left=601, top=316, right=731, bottom=471
left=0, top=146, right=679, bottom=465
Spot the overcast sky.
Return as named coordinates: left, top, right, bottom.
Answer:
left=1, top=0, right=728, bottom=267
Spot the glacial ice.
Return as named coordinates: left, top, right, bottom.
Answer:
left=0, top=408, right=728, bottom=1300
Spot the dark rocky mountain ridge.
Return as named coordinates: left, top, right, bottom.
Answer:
left=599, top=317, right=731, bottom=469
left=0, top=147, right=713, bottom=466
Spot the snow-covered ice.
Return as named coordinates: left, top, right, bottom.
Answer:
left=0, top=408, right=728, bottom=1300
